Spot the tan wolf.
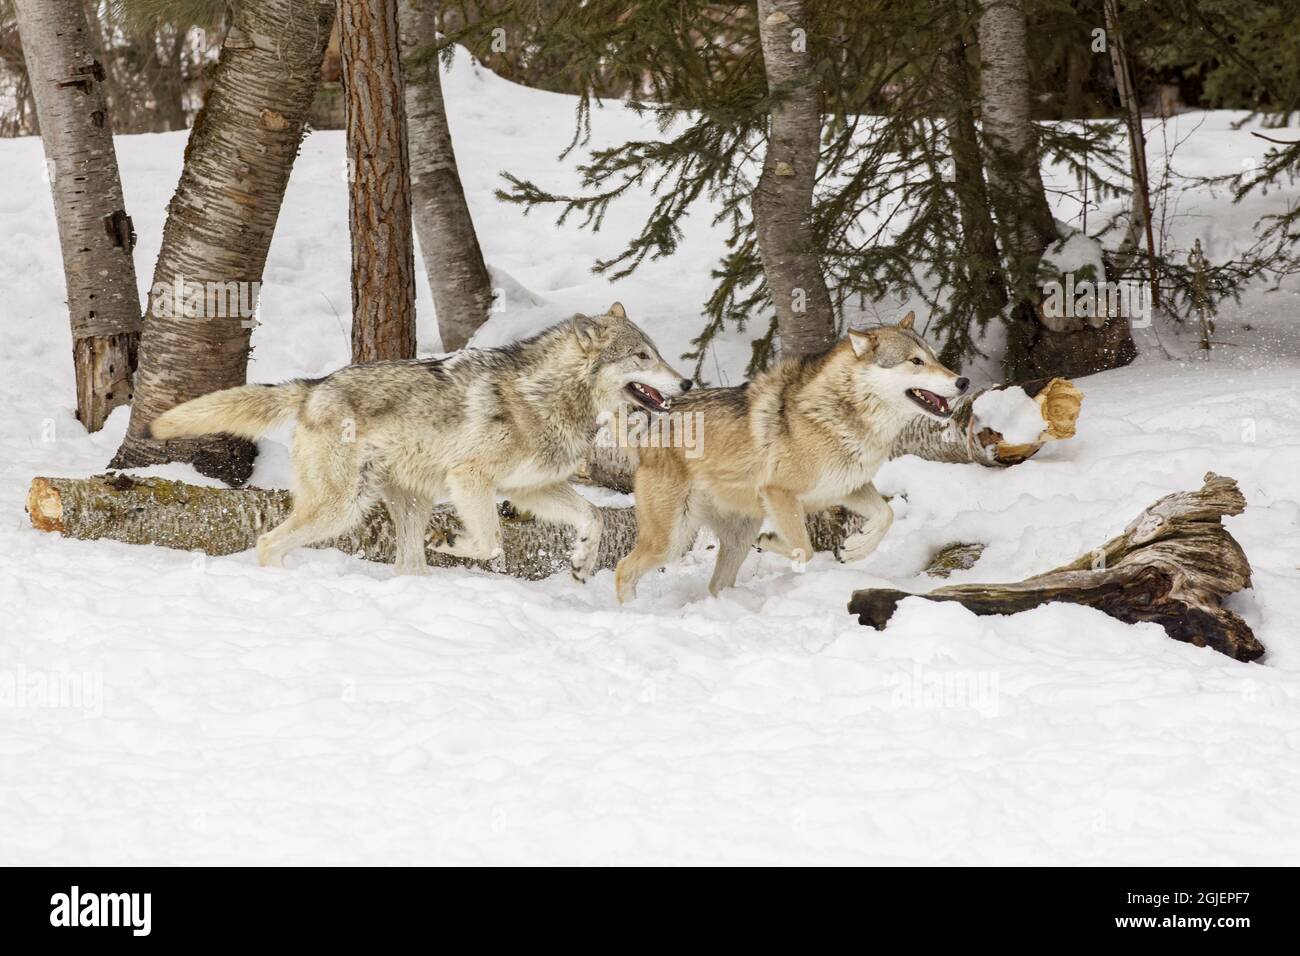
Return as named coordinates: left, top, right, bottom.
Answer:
left=150, top=304, right=690, bottom=579
left=614, top=313, right=968, bottom=601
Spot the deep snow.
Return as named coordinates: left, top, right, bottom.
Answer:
left=1, top=50, right=1299, bottom=865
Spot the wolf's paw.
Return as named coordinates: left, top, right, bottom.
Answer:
left=430, top=528, right=459, bottom=550
left=499, top=501, right=534, bottom=524
left=395, top=562, right=431, bottom=577
left=838, top=530, right=883, bottom=563
left=569, top=521, right=603, bottom=583
left=755, top=532, right=795, bottom=558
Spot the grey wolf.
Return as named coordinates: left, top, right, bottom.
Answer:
left=614, top=313, right=968, bottom=601
left=150, top=303, right=690, bottom=579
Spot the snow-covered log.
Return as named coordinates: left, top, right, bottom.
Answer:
left=25, top=475, right=862, bottom=580
left=849, top=474, right=1262, bottom=662
left=890, top=377, right=1082, bottom=467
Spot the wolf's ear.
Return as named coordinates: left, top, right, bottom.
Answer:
left=898, top=311, right=916, bottom=331
left=571, top=313, right=606, bottom=352
left=607, top=301, right=627, bottom=319
left=848, top=329, right=876, bottom=360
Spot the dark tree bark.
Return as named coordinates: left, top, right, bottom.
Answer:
left=1103, top=0, right=1159, bottom=308
left=939, top=27, right=1007, bottom=363
left=15, top=0, right=141, bottom=432
left=110, top=0, right=336, bottom=486
left=976, top=0, right=1135, bottom=379
left=850, top=474, right=1262, bottom=663
left=340, top=0, right=417, bottom=363
left=398, top=0, right=494, bottom=352
left=754, top=0, right=836, bottom=360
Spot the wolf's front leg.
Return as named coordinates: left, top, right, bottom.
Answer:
left=837, top=483, right=894, bottom=563
left=436, top=470, right=504, bottom=562
left=507, top=482, right=603, bottom=582
left=382, top=484, right=435, bottom=575
left=755, top=486, right=814, bottom=566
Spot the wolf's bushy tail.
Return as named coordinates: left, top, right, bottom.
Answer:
left=148, top=382, right=310, bottom=440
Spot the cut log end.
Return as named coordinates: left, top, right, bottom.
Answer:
left=26, top=477, right=64, bottom=533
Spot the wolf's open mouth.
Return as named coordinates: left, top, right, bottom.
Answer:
left=626, top=382, right=670, bottom=412
left=906, top=388, right=953, bottom=418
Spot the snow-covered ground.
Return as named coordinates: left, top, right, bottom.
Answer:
left=2, top=52, right=1299, bottom=865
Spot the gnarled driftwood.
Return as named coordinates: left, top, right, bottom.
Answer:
left=848, top=473, right=1261, bottom=662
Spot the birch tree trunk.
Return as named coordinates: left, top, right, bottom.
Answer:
left=110, top=0, right=336, bottom=486
left=754, top=0, right=836, bottom=360
left=15, top=0, right=140, bottom=432
left=975, top=0, right=1057, bottom=277
left=340, top=0, right=417, bottom=363
left=398, top=0, right=494, bottom=352
left=26, top=475, right=862, bottom=577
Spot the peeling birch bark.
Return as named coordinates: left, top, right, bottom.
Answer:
left=14, top=0, right=141, bottom=432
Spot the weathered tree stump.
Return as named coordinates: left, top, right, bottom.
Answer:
left=26, top=474, right=861, bottom=580
left=848, top=473, right=1261, bottom=662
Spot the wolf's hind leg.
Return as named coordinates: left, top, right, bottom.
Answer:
left=436, top=469, right=503, bottom=562
left=615, top=471, right=696, bottom=603
left=837, top=483, right=894, bottom=563
left=257, top=432, right=371, bottom=567
left=755, top=486, right=814, bottom=567
left=507, top=482, right=604, bottom=582
left=381, top=484, right=435, bottom=575
left=257, top=491, right=372, bottom=568
left=706, top=513, right=761, bottom=595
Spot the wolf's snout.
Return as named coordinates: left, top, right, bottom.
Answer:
left=680, top=379, right=693, bottom=393
left=955, top=377, right=970, bottom=394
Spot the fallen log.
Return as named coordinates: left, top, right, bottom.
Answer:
left=26, top=474, right=861, bottom=580
left=848, top=473, right=1262, bottom=662
left=889, top=377, right=1082, bottom=467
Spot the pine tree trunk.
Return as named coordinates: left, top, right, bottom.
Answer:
left=940, top=29, right=1007, bottom=360
left=754, top=0, right=836, bottom=361
left=976, top=0, right=1135, bottom=379
left=15, top=0, right=141, bottom=433
left=109, top=0, right=336, bottom=486
left=976, top=0, right=1057, bottom=271
left=1103, top=0, right=1159, bottom=307
left=150, top=28, right=190, bottom=133
left=398, top=0, right=494, bottom=352
left=340, top=0, right=417, bottom=363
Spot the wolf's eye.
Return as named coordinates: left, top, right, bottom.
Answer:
left=910, top=357, right=923, bottom=366
left=637, top=351, right=651, bottom=361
